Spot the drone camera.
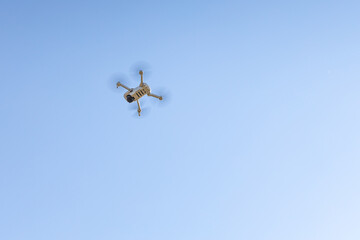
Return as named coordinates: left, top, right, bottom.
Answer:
left=126, top=95, right=135, bottom=103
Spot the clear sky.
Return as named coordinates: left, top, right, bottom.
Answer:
left=1, top=0, right=360, bottom=239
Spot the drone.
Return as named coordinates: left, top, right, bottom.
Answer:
left=116, top=70, right=163, bottom=116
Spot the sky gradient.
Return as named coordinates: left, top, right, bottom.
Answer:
left=1, top=1, right=360, bottom=239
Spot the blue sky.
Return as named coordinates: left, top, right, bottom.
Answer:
left=1, top=0, right=360, bottom=239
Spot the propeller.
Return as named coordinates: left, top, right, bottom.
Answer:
left=130, top=61, right=152, bottom=79
left=108, top=73, right=131, bottom=93
left=150, top=88, right=172, bottom=106
left=128, top=101, right=150, bottom=117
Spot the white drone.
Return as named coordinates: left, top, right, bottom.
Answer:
left=116, top=70, right=163, bottom=116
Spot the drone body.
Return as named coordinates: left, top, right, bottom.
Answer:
left=116, top=70, right=162, bottom=116
left=124, top=83, right=151, bottom=103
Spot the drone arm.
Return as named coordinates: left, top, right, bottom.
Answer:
left=116, top=82, right=131, bottom=91
left=148, top=92, right=163, bottom=100
left=136, top=100, right=141, bottom=116
left=139, top=71, right=144, bottom=87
